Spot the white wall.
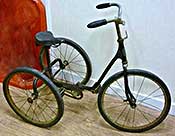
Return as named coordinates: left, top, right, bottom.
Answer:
left=43, top=0, right=175, bottom=113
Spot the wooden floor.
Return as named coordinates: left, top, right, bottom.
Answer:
left=0, top=89, right=174, bottom=136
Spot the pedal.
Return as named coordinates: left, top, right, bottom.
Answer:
left=71, top=90, right=81, bottom=97
left=64, top=89, right=83, bottom=100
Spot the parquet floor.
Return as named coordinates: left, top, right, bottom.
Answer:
left=0, top=89, right=174, bottom=136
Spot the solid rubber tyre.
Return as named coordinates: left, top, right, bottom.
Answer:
left=98, top=69, right=171, bottom=132
left=3, top=67, right=64, bottom=128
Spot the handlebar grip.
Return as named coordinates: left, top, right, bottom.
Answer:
left=96, top=3, right=111, bottom=9
left=87, top=19, right=107, bottom=28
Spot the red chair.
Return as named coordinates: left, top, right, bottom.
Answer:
left=0, top=0, right=47, bottom=88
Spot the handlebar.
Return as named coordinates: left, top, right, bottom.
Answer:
left=96, top=3, right=122, bottom=18
left=87, top=19, right=107, bottom=28
left=96, top=3, right=111, bottom=9
left=87, top=2, right=123, bottom=29
left=87, top=18, right=124, bottom=28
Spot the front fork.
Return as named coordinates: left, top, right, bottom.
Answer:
left=122, top=62, right=136, bottom=108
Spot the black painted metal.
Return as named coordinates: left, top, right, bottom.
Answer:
left=38, top=3, right=135, bottom=104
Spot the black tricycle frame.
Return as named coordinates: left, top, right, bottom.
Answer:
left=2, top=2, right=171, bottom=132
left=39, top=5, right=136, bottom=107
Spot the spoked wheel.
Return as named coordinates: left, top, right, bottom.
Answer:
left=3, top=67, right=64, bottom=128
left=98, top=69, right=171, bottom=132
left=40, top=37, right=92, bottom=85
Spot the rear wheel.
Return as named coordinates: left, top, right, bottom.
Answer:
left=3, top=67, right=64, bottom=128
left=40, top=37, right=92, bottom=85
left=98, top=69, right=171, bottom=132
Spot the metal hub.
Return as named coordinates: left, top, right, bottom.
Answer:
left=60, top=60, right=69, bottom=69
left=27, top=97, right=33, bottom=104
left=123, top=99, right=137, bottom=109
left=63, top=60, right=69, bottom=66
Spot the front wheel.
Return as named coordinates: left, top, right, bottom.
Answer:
left=98, top=69, right=171, bottom=132
left=3, top=67, right=64, bottom=128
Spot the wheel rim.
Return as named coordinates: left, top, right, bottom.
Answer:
left=100, top=72, right=169, bottom=131
left=5, top=71, right=61, bottom=127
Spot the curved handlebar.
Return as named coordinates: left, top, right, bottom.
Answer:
left=87, top=3, right=123, bottom=29
left=96, top=3, right=111, bottom=9
left=87, top=19, right=107, bottom=28
left=96, top=2, right=122, bottom=18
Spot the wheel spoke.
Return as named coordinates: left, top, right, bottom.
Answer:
left=70, top=59, right=85, bottom=64
left=132, top=109, right=136, bottom=127
left=132, top=76, right=135, bottom=92
left=57, top=43, right=65, bottom=60
left=136, top=108, right=151, bottom=124
left=10, top=89, right=27, bottom=98
left=109, top=86, right=124, bottom=100
left=68, top=65, right=75, bottom=83
left=67, top=47, right=75, bottom=62
left=114, top=104, right=128, bottom=123
left=35, top=102, right=52, bottom=121
left=14, top=98, right=27, bottom=104
left=50, top=50, right=58, bottom=60
left=105, top=102, right=127, bottom=110
left=66, top=67, right=85, bottom=80
left=18, top=99, right=28, bottom=110
left=114, top=81, right=125, bottom=93
left=31, top=100, right=41, bottom=121
left=123, top=108, right=131, bottom=126
left=69, top=53, right=80, bottom=64
left=4, top=68, right=63, bottom=127
left=64, top=44, right=68, bottom=59
left=139, top=101, right=162, bottom=111
left=25, top=103, right=32, bottom=116
left=138, top=87, right=161, bottom=104
left=38, top=97, right=57, bottom=116
left=99, top=71, right=170, bottom=132
left=136, top=77, right=145, bottom=99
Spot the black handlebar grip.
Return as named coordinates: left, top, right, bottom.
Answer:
left=87, top=19, right=107, bottom=28
left=96, top=3, right=111, bottom=9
